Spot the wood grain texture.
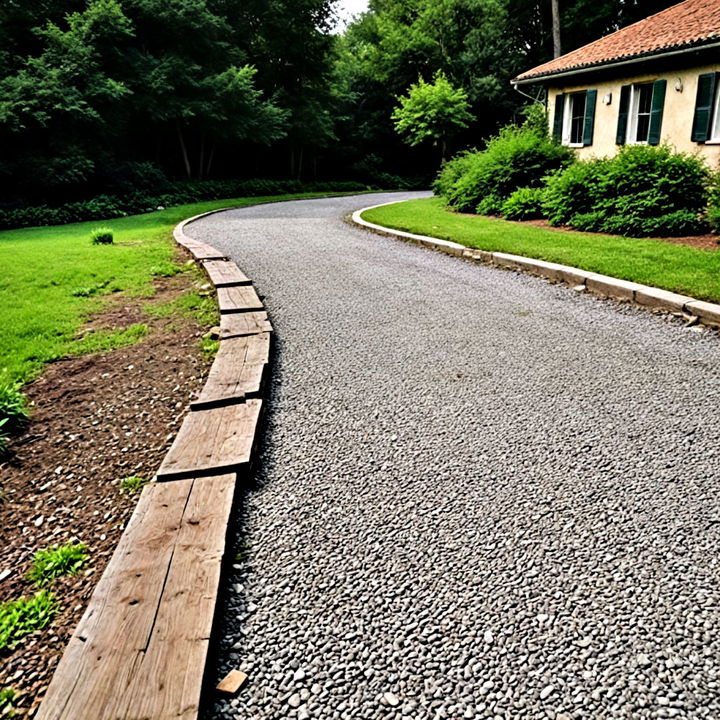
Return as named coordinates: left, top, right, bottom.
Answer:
left=191, top=333, right=270, bottom=410
left=217, top=285, right=264, bottom=314
left=176, top=236, right=227, bottom=261
left=220, top=311, right=273, bottom=339
left=157, top=400, right=262, bottom=480
left=201, top=260, right=251, bottom=288
left=34, top=475, right=236, bottom=720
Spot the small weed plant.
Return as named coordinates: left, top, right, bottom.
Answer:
left=90, top=226, right=114, bottom=244
left=0, top=419, right=8, bottom=457
left=0, top=382, right=29, bottom=434
left=27, top=543, right=88, bottom=587
left=149, top=261, right=183, bottom=278
left=120, top=475, right=149, bottom=495
left=200, top=336, right=219, bottom=359
left=0, top=688, right=17, bottom=716
left=0, top=591, right=58, bottom=651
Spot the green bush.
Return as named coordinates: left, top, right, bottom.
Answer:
left=543, top=145, right=710, bottom=237
left=434, top=118, right=575, bottom=213
left=708, top=178, right=720, bottom=233
left=90, top=226, right=114, bottom=245
left=502, top=186, right=546, bottom=220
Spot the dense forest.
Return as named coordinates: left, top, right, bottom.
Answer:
left=0, top=0, right=678, bottom=206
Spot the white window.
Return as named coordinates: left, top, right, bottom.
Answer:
left=627, top=83, right=654, bottom=143
left=562, top=92, right=587, bottom=146
left=710, top=82, right=720, bottom=141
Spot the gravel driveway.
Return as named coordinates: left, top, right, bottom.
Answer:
left=193, top=192, right=720, bottom=720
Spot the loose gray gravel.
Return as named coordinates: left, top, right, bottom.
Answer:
left=193, top=193, right=720, bottom=720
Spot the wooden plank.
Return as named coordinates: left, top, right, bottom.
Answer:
left=191, top=333, right=270, bottom=410
left=217, top=285, right=264, bottom=314
left=157, top=400, right=262, bottom=481
left=201, top=260, right=251, bottom=288
left=220, top=311, right=273, bottom=339
left=35, top=475, right=236, bottom=720
left=176, top=237, right=227, bottom=261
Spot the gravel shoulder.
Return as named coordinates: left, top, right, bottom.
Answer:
left=193, top=192, right=720, bottom=720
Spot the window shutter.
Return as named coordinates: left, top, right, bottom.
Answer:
left=692, top=72, right=717, bottom=142
left=552, top=93, right=565, bottom=141
left=582, top=89, right=597, bottom=146
left=616, top=85, right=631, bottom=144
left=648, top=79, right=667, bottom=145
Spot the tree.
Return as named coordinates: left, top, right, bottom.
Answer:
left=391, top=71, right=473, bottom=160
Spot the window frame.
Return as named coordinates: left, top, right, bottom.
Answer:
left=627, top=82, right=654, bottom=144
left=562, top=91, right=587, bottom=147
left=709, top=82, right=720, bottom=142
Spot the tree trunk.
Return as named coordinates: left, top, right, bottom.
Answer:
left=176, top=121, right=192, bottom=179
left=198, top=133, right=205, bottom=180
left=551, top=0, right=561, bottom=58
left=296, top=145, right=304, bottom=181
left=205, top=144, right=215, bottom=178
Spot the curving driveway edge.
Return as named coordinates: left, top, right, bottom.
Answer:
left=35, top=208, right=270, bottom=720
left=352, top=201, right=720, bottom=330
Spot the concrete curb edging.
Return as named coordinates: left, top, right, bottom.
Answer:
left=351, top=202, right=720, bottom=330
left=35, top=210, right=270, bottom=720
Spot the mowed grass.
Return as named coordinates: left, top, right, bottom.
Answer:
left=363, top=197, right=720, bottom=302
left=0, top=193, right=346, bottom=385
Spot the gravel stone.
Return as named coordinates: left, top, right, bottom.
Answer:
left=195, top=193, right=720, bottom=719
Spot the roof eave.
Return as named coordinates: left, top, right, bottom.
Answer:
left=512, top=38, right=720, bottom=86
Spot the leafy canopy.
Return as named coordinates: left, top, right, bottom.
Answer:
left=392, top=71, right=473, bottom=150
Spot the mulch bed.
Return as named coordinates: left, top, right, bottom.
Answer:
left=517, top=218, right=720, bottom=251
left=0, top=264, right=213, bottom=717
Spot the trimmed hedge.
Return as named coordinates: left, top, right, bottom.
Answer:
left=542, top=145, right=710, bottom=237
left=0, top=179, right=372, bottom=230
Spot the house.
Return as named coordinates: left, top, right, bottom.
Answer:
left=512, top=0, right=720, bottom=165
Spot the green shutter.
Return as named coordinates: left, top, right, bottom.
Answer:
left=647, top=79, right=666, bottom=145
left=616, top=85, right=631, bottom=144
left=692, top=72, right=717, bottom=142
left=582, top=89, right=597, bottom=146
left=552, top=93, right=565, bottom=141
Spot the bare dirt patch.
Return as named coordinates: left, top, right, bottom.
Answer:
left=0, top=264, right=214, bottom=717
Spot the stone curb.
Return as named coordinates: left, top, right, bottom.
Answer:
left=351, top=202, right=720, bottom=330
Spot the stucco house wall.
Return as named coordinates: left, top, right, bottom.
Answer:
left=546, top=63, right=720, bottom=168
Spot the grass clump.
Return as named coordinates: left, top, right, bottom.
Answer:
left=120, top=475, right=149, bottom=495
left=200, top=336, right=220, bottom=360
left=149, top=261, right=184, bottom=278
left=67, top=324, right=149, bottom=357
left=0, top=688, right=17, bottom=716
left=0, top=591, right=58, bottom=651
left=27, top=543, right=88, bottom=587
left=90, top=226, right=114, bottom=245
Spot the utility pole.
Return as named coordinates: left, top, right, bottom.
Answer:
left=551, top=0, right=561, bottom=58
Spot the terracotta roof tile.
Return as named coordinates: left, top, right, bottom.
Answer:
left=514, top=0, right=720, bottom=82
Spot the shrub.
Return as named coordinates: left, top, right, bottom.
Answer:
left=0, top=591, right=58, bottom=651
left=0, top=382, right=28, bottom=435
left=543, top=145, right=711, bottom=237
left=90, top=226, right=113, bottom=244
left=434, top=120, right=574, bottom=213
left=27, top=543, right=88, bottom=586
left=502, top=186, right=546, bottom=220
left=0, top=179, right=372, bottom=230
left=708, top=176, right=720, bottom=233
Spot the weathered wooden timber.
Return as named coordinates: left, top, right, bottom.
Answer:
left=220, top=310, right=273, bottom=339
left=217, top=285, right=264, bottom=314
left=201, top=260, right=251, bottom=287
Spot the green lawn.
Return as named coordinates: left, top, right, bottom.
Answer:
left=0, top=192, right=348, bottom=386
left=363, top=197, right=720, bottom=303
